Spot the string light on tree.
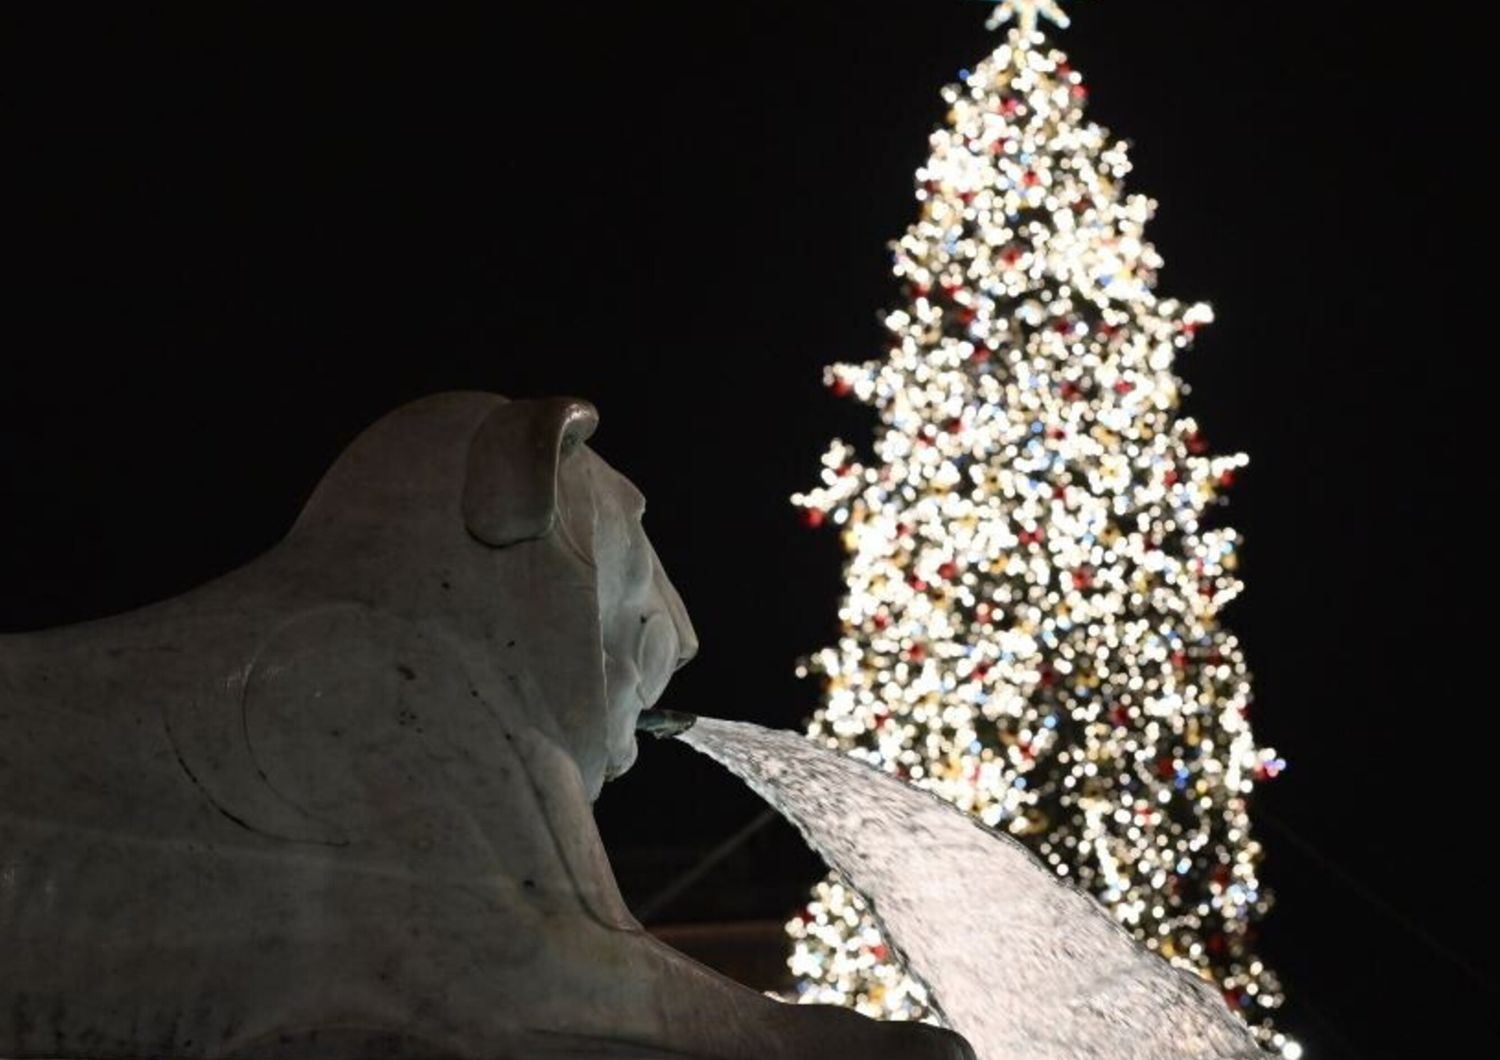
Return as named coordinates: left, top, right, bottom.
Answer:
left=788, top=2, right=1296, bottom=1054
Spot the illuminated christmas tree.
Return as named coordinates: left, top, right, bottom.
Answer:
left=788, top=2, right=1295, bottom=1053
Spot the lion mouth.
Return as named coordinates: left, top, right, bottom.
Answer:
left=602, top=687, right=653, bottom=783
left=602, top=614, right=681, bottom=783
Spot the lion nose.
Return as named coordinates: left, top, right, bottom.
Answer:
left=673, top=617, right=698, bottom=672
left=648, top=545, right=698, bottom=671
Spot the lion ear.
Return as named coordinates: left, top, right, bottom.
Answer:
left=463, top=397, right=599, bottom=547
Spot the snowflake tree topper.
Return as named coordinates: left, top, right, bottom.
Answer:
left=984, top=0, right=1071, bottom=34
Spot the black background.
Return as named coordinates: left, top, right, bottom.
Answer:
left=2, top=3, right=1490, bottom=1056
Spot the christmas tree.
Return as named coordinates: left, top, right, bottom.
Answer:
left=788, top=2, right=1295, bottom=1054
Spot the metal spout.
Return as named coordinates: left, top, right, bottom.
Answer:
left=636, top=708, right=698, bottom=739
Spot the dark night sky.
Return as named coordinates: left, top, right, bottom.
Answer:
left=1, top=4, right=1490, bottom=1057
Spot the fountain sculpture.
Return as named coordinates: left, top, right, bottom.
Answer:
left=0, top=393, right=972, bottom=1060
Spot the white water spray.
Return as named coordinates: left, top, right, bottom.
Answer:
left=676, top=715, right=1263, bottom=1060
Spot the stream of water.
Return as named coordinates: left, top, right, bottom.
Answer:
left=677, top=716, right=1263, bottom=1060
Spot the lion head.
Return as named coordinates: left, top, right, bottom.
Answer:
left=278, top=390, right=698, bottom=803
